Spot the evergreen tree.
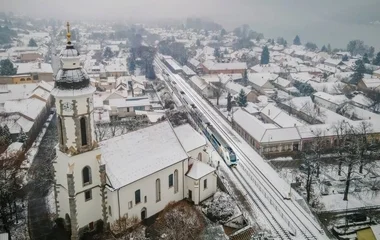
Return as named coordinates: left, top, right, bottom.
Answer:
left=373, top=52, right=380, bottom=66
left=368, top=46, right=375, bottom=58
left=242, top=69, right=248, bottom=86
left=342, top=55, right=349, bottom=61
left=227, top=92, right=232, bottom=112
left=196, top=39, right=201, bottom=47
left=0, top=125, right=4, bottom=145
left=220, top=29, right=227, bottom=36
left=271, top=39, right=275, bottom=45
left=214, top=47, right=221, bottom=59
left=260, top=46, right=270, bottom=64
left=146, top=64, right=156, bottom=80
left=237, top=89, right=247, bottom=107
left=2, top=125, right=12, bottom=146
left=224, top=48, right=228, bottom=55
left=363, top=53, right=370, bottom=64
left=327, top=44, right=332, bottom=53
left=351, top=60, right=366, bottom=85
left=128, top=57, right=136, bottom=74
left=284, top=40, right=288, bottom=47
left=321, top=45, right=327, bottom=52
left=17, top=128, right=28, bottom=144
left=0, top=59, right=17, bottom=76
left=28, top=38, right=37, bottom=47
left=305, top=42, right=318, bottom=51
left=103, top=46, right=114, bottom=59
left=293, top=35, right=301, bottom=45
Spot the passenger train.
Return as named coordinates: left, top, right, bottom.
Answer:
left=191, top=108, right=238, bottom=167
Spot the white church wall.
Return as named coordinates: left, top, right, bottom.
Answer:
left=199, top=173, right=217, bottom=203
left=188, top=146, right=208, bottom=164
left=54, top=150, right=70, bottom=218
left=76, top=187, right=102, bottom=228
left=113, top=160, right=185, bottom=222
left=70, top=149, right=102, bottom=228
left=185, top=176, right=196, bottom=203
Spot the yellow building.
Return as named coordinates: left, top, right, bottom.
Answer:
left=12, top=74, right=34, bottom=84
left=357, top=225, right=380, bottom=240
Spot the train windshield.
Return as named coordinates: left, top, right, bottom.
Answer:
left=226, top=147, right=237, bottom=162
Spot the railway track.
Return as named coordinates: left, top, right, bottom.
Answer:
left=154, top=57, right=326, bottom=239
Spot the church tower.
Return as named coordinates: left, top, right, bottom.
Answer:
left=52, top=23, right=107, bottom=240
left=52, top=22, right=97, bottom=155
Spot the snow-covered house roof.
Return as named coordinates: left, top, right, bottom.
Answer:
left=0, top=84, right=38, bottom=104
left=290, top=73, right=314, bottom=83
left=260, top=103, right=304, bottom=127
left=186, top=160, right=215, bottom=179
left=324, top=58, right=343, bottom=67
left=308, top=81, right=345, bottom=94
left=174, top=124, right=206, bottom=153
left=316, top=64, right=341, bottom=74
left=247, top=73, right=278, bottom=87
left=101, top=121, right=189, bottom=189
left=361, top=78, right=380, bottom=89
left=4, top=98, right=46, bottom=121
left=182, top=65, right=196, bottom=76
left=0, top=114, right=34, bottom=134
left=16, top=62, right=53, bottom=74
left=272, top=77, right=291, bottom=88
left=203, top=61, right=247, bottom=71
left=108, top=98, right=151, bottom=108
left=190, top=76, right=208, bottom=91
left=313, top=92, right=348, bottom=105
left=251, top=63, right=283, bottom=74
left=188, top=58, right=201, bottom=68
left=225, top=82, right=251, bottom=96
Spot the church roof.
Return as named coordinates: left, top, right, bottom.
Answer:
left=100, top=121, right=188, bottom=189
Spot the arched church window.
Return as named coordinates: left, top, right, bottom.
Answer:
left=156, top=179, right=161, bottom=202
left=197, top=152, right=202, bottom=161
left=82, top=166, right=92, bottom=185
left=58, top=117, right=64, bottom=145
left=174, top=170, right=178, bottom=193
left=80, top=117, right=87, bottom=146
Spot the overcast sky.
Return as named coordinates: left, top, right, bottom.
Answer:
left=2, top=0, right=380, bottom=48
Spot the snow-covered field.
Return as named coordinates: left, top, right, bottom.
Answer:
left=278, top=162, right=380, bottom=212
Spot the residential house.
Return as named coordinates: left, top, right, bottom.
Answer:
left=188, top=58, right=202, bottom=73
left=189, top=76, right=214, bottom=98
left=202, top=61, right=247, bottom=75
left=271, top=77, right=291, bottom=91
left=15, top=62, right=54, bottom=82
left=247, top=73, right=277, bottom=94
left=313, top=92, right=348, bottom=111
left=225, top=82, right=257, bottom=102
left=358, top=78, right=380, bottom=92
left=374, top=69, right=380, bottom=78
left=251, top=63, right=283, bottom=74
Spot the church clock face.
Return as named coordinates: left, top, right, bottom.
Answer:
left=62, top=102, right=73, bottom=112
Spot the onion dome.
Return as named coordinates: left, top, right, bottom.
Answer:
left=54, top=22, right=90, bottom=90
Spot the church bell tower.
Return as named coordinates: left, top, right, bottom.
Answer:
left=51, top=22, right=97, bottom=155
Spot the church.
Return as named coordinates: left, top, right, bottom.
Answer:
left=52, top=23, right=217, bottom=239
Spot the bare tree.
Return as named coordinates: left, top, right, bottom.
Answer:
left=95, top=123, right=108, bottom=142
left=148, top=201, right=205, bottom=240
left=110, top=214, right=145, bottom=239
left=332, top=120, right=379, bottom=201
left=303, top=102, right=325, bottom=124
left=0, top=152, right=26, bottom=235
left=211, top=79, right=224, bottom=106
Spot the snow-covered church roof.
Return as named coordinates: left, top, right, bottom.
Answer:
left=100, top=121, right=188, bottom=189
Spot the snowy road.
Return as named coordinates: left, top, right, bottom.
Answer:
left=154, top=56, right=327, bottom=240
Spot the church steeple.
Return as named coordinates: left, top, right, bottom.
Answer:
left=51, top=22, right=97, bottom=155
left=66, top=22, right=71, bottom=43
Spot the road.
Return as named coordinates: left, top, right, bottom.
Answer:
left=155, top=56, right=327, bottom=240
left=27, top=115, right=58, bottom=240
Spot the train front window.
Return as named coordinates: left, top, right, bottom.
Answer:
left=230, top=154, right=237, bottom=162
